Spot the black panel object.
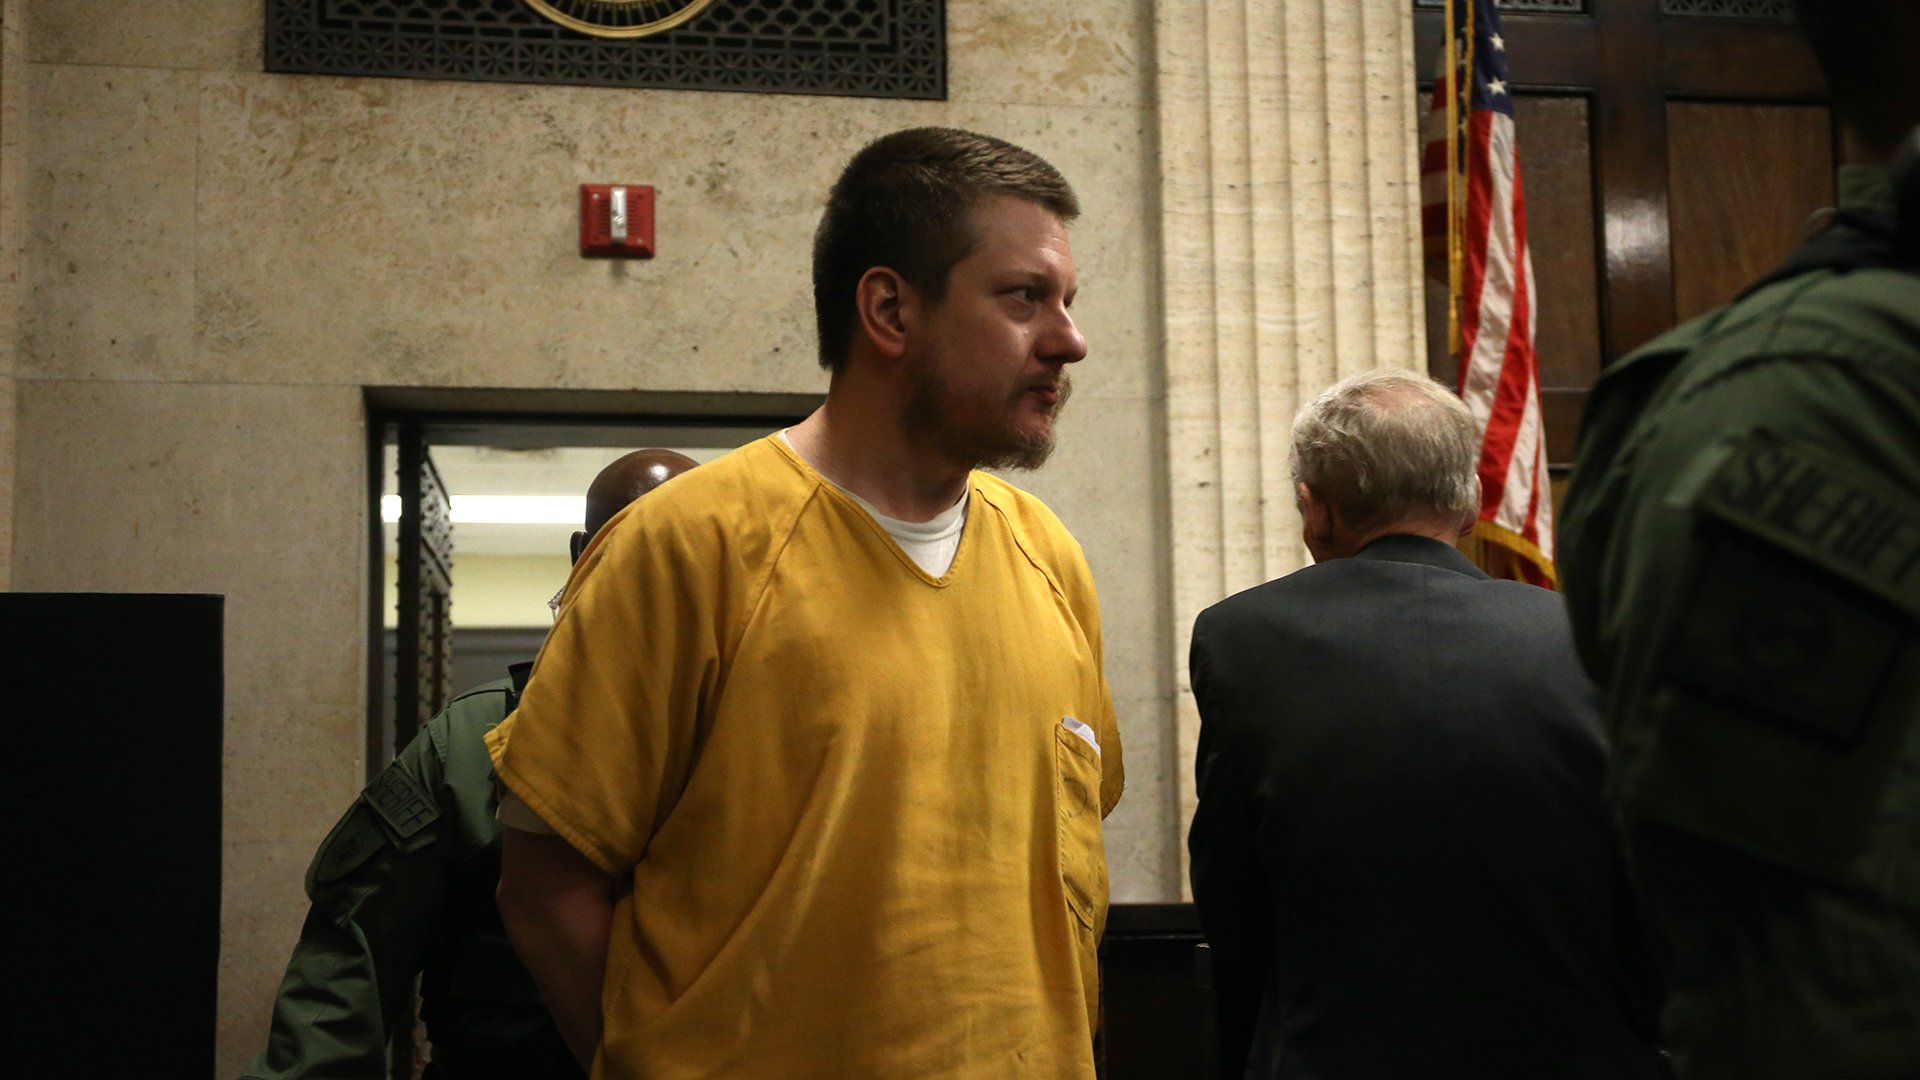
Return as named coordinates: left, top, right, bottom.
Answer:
left=265, top=0, right=946, bottom=101
left=1098, top=904, right=1216, bottom=1080
left=3, top=593, right=224, bottom=1077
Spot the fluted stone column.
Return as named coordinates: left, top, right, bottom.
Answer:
left=1156, top=0, right=1427, bottom=880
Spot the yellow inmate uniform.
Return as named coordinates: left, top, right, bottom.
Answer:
left=486, top=434, right=1124, bottom=1080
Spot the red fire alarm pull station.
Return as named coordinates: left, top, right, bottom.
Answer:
left=580, top=184, right=655, bottom=258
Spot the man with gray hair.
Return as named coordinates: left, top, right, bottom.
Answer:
left=1187, top=369, right=1665, bottom=1079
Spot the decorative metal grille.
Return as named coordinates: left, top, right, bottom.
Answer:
left=1660, top=0, right=1792, bottom=20
left=266, top=0, right=945, bottom=100
left=1414, top=1, right=1587, bottom=14
left=395, top=428, right=453, bottom=761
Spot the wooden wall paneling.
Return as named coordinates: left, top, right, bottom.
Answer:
left=1422, top=96, right=1599, bottom=386
left=1413, top=11, right=1599, bottom=91
left=1517, top=95, right=1602, bottom=393
left=1514, top=95, right=1602, bottom=465
left=1658, top=19, right=1824, bottom=98
left=1424, top=276, right=1454, bottom=388
left=1666, top=101, right=1835, bottom=322
left=1592, top=0, right=1677, bottom=368
left=1413, top=0, right=1831, bottom=467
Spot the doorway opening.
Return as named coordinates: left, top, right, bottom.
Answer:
left=366, top=389, right=816, bottom=780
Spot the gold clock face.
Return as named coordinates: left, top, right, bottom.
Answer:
left=522, top=0, right=718, bottom=39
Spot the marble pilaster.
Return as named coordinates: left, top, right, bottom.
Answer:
left=1155, top=0, right=1428, bottom=880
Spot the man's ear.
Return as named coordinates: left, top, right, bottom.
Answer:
left=1457, top=476, right=1483, bottom=541
left=1297, top=483, right=1331, bottom=543
left=854, top=267, right=910, bottom=361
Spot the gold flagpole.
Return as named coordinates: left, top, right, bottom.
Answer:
left=1444, top=0, right=1465, bottom=364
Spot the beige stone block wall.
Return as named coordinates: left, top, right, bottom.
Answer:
left=12, top=381, right=369, bottom=1070
left=11, top=1, right=1173, bottom=1071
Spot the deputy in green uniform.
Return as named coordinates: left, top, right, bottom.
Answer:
left=1559, top=3, right=1920, bottom=1077
left=242, top=449, right=698, bottom=1080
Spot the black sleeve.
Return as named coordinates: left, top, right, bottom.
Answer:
left=1186, top=615, right=1273, bottom=1080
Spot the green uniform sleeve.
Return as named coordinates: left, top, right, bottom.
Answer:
left=239, top=722, right=452, bottom=1079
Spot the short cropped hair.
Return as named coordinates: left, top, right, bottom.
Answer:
left=812, top=127, right=1079, bottom=372
left=1290, top=369, right=1481, bottom=533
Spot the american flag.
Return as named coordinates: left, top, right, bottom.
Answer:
left=1420, top=0, right=1556, bottom=588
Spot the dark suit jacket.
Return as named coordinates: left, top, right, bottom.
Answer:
left=1187, top=535, right=1664, bottom=1080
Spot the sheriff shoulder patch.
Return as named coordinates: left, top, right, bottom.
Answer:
left=1663, top=433, right=1920, bottom=744
left=366, top=763, right=438, bottom=840
left=1698, top=433, right=1920, bottom=617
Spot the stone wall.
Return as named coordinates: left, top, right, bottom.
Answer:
left=7, top=0, right=1429, bottom=1070
left=9, top=2, right=1169, bottom=1070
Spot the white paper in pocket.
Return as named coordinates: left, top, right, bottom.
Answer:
left=1061, top=715, right=1100, bottom=757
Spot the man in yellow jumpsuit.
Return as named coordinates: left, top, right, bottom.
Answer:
left=486, top=127, right=1125, bottom=1080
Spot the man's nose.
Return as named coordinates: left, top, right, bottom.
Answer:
left=1043, top=308, right=1088, bottom=366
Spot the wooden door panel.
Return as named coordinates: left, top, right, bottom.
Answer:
left=1517, top=95, right=1604, bottom=395
left=1425, top=96, right=1602, bottom=396
left=1656, top=20, right=1821, bottom=96
left=1414, top=0, right=1831, bottom=469
left=1423, top=94, right=1600, bottom=435
left=1667, top=101, right=1835, bottom=322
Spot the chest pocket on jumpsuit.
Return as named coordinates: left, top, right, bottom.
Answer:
left=1054, top=720, right=1107, bottom=930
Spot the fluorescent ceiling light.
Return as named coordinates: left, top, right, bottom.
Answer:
left=381, top=494, right=586, bottom=526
